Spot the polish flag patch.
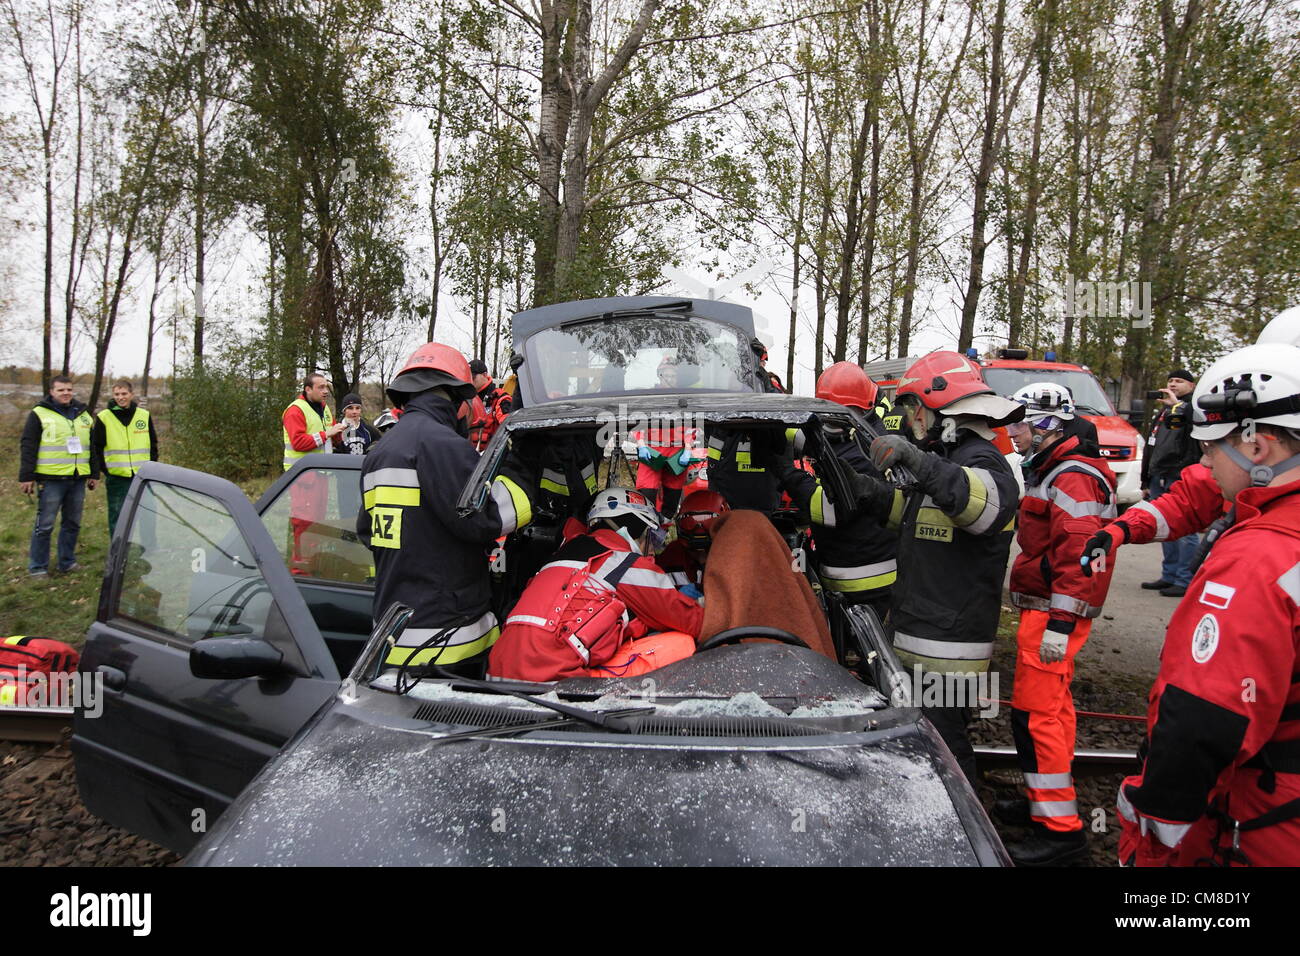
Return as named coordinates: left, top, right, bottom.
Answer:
left=1199, top=580, right=1236, bottom=610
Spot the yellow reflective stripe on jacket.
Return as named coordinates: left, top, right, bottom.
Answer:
left=282, top=397, right=334, bottom=471
left=540, top=468, right=568, bottom=495
left=951, top=466, right=1006, bottom=535
left=810, top=484, right=836, bottom=527
left=820, top=560, right=897, bottom=593
left=32, top=406, right=93, bottom=476
left=362, top=486, right=421, bottom=509
left=385, top=614, right=501, bottom=666
left=98, top=407, right=151, bottom=477
left=885, top=489, right=906, bottom=531
left=491, top=476, right=532, bottom=535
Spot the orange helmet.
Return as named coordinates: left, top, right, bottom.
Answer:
left=896, top=351, right=995, bottom=411
left=387, top=342, right=475, bottom=407
left=397, top=342, right=472, bottom=382
left=675, top=490, right=730, bottom=551
left=816, top=361, right=878, bottom=411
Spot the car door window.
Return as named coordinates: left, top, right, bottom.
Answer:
left=259, top=466, right=372, bottom=585
left=115, top=481, right=294, bottom=648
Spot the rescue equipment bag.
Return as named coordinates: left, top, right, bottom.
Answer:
left=0, top=635, right=81, bottom=706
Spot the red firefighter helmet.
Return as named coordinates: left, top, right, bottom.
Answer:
left=895, top=351, right=1023, bottom=429
left=675, top=490, right=730, bottom=551
left=895, top=351, right=992, bottom=411
left=387, top=342, right=475, bottom=407
left=816, top=361, right=879, bottom=411
left=396, top=342, right=473, bottom=383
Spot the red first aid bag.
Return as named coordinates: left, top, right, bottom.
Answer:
left=493, top=556, right=631, bottom=682
left=0, top=635, right=81, bottom=707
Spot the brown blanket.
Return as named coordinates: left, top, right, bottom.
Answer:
left=699, top=510, right=836, bottom=661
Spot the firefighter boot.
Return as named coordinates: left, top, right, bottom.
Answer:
left=1006, top=827, right=1088, bottom=867
left=991, top=796, right=1031, bottom=827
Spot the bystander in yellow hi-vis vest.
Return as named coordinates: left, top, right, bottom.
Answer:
left=33, top=405, right=93, bottom=478
left=282, top=397, right=335, bottom=470
left=98, top=406, right=152, bottom=477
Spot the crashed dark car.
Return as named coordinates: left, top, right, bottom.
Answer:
left=72, top=295, right=1009, bottom=866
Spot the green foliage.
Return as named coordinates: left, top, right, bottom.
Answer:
left=167, top=328, right=291, bottom=482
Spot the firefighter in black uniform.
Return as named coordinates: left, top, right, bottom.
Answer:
left=358, top=342, right=534, bottom=675
left=775, top=361, right=898, bottom=622
left=854, top=351, right=1024, bottom=782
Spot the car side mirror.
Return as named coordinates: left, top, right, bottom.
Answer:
left=190, top=637, right=285, bottom=680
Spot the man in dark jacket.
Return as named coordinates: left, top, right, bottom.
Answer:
left=776, top=362, right=898, bottom=622
left=358, top=343, right=535, bottom=676
left=855, top=352, right=1024, bottom=783
left=1139, top=368, right=1200, bottom=596
left=91, top=378, right=159, bottom=538
left=19, top=375, right=98, bottom=576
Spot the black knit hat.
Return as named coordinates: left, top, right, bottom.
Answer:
left=1167, top=368, right=1195, bottom=383
left=469, top=359, right=488, bottom=375
left=338, top=392, right=363, bottom=412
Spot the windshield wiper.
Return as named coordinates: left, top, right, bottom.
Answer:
left=428, top=706, right=654, bottom=746
left=433, top=669, right=652, bottom=734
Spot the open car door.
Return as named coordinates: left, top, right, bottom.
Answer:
left=72, top=463, right=341, bottom=855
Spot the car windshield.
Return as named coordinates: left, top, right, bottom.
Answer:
left=981, top=367, right=1117, bottom=416
left=523, top=314, right=754, bottom=401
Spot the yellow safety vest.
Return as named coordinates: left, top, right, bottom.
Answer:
left=282, top=397, right=334, bottom=471
left=97, top=406, right=152, bottom=477
left=32, top=405, right=93, bottom=478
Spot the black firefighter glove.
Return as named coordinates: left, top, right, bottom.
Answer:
left=1079, top=523, right=1129, bottom=578
left=849, top=471, right=895, bottom=518
left=869, top=435, right=933, bottom=484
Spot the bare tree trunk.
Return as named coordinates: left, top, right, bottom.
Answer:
left=1007, top=0, right=1058, bottom=347
left=193, top=1, right=209, bottom=371
left=1124, top=0, right=1203, bottom=399
left=142, top=252, right=165, bottom=398
left=833, top=103, right=871, bottom=362
left=533, top=0, right=576, bottom=305
left=788, top=57, right=812, bottom=390
left=62, top=14, right=85, bottom=375
left=957, top=0, right=1007, bottom=352
left=856, top=0, right=883, bottom=366
left=813, top=141, right=832, bottom=380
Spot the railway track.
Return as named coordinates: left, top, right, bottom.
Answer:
left=0, top=705, right=74, bottom=743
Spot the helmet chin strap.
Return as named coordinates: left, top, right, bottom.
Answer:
left=1215, top=437, right=1300, bottom=487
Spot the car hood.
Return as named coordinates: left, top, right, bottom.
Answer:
left=1085, top=414, right=1139, bottom=449
left=186, top=702, right=1005, bottom=866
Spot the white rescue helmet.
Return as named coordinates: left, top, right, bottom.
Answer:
left=1257, top=306, right=1300, bottom=347
left=586, top=487, right=662, bottom=534
left=1012, top=381, right=1076, bottom=430
left=1190, top=343, right=1300, bottom=442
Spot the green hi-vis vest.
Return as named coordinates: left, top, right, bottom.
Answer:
left=33, top=405, right=93, bottom=478
left=282, top=397, right=335, bottom=471
left=97, top=406, right=152, bottom=477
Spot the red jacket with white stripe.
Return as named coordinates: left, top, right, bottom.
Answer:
left=1009, top=435, right=1118, bottom=625
left=489, top=528, right=703, bottom=681
left=1106, top=462, right=1227, bottom=545
left=1118, top=480, right=1300, bottom=866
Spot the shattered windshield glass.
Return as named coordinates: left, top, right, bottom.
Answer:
left=523, top=314, right=754, bottom=401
